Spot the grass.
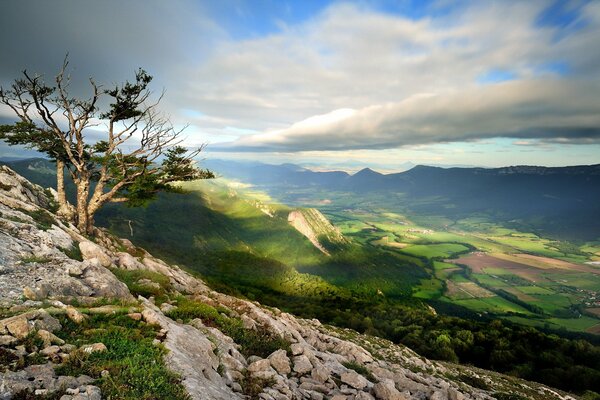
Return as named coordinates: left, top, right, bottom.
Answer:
left=400, top=243, right=469, bottom=259
left=110, top=269, right=173, bottom=303
left=20, top=255, right=52, bottom=263
left=55, top=313, right=189, bottom=400
left=166, top=297, right=291, bottom=358
left=18, top=208, right=57, bottom=231
left=342, top=361, right=377, bottom=382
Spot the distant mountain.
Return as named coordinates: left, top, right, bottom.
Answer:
left=203, top=159, right=600, bottom=241
left=4, top=157, right=600, bottom=240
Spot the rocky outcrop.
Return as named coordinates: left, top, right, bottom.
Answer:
left=0, top=167, right=578, bottom=400
left=288, top=208, right=346, bottom=255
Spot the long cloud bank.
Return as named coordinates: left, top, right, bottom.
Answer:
left=211, top=78, right=600, bottom=151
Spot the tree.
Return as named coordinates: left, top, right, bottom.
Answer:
left=0, top=58, right=214, bottom=234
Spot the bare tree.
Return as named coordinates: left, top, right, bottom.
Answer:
left=0, top=58, right=213, bottom=234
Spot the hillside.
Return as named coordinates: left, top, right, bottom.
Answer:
left=0, top=166, right=581, bottom=400
left=204, top=159, right=600, bottom=241
left=288, top=208, right=347, bottom=255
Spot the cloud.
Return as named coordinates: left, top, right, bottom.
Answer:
left=1, top=1, right=600, bottom=155
left=212, top=78, right=600, bottom=151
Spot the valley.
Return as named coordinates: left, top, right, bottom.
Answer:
left=4, top=158, right=600, bottom=394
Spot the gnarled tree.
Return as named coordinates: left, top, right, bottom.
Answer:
left=0, top=59, right=213, bottom=234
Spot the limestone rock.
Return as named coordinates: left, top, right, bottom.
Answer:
left=293, top=355, right=313, bottom=375
left=80, top=343, right=107, bottom=354
left=373, top=379, right=408, bottom=400
left=79, top=241, right=113, bottom=267
left=340, top=371, right=368, bottom=390
left=268, top=349, right=291, bottom=375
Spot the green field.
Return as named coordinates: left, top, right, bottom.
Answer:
left=400, top=243, right=469, bottom=258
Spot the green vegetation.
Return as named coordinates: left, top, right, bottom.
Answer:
left=166, top=297, right=290, bottom=358
left=342, top=361, right=377, bottom=382
left=55, top=313, right=189, bottom=400
left=20, top=255, right=52, bottom=264
left=110, top=269, right=173, bottom=304
left=18, top=208, right=56, bottom=230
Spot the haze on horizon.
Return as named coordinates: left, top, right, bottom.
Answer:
left=1, top=0, right=600, bottom=170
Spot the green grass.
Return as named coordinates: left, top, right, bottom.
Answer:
left=166, top=297, right=290, bottom=358
left=400, top=243, right=469, bottom=259
left=452, top=296, right=533, bottom=315
left=55, top=314, right=189, bottom=400
left=110, top=269, right=173, bottom=303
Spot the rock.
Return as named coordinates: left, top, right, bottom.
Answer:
left=373, top=379, right=408, bottom=400
left=430, top=390, right=448, bottom=400
left=127, top=312, right=142, bottom=321
left=0, top=334, right=17, bottom=346
left=40, top=345, right=61, bottom=356
left=80, top=343, right=107, bottom=354
left=160, top=303, right=177, bottom=313
left=355, top=392, right=376, bottom=400
left=248, top=359, right=272, bottom=374
left=311, top=366, right=330, bottom=383
left=268, top=349, right=291, bottom=375
left=6, top=316, right=30, bottom=339
left=448, top=388, right=464, bottom=400
left=79, top=241, right=113, bottom=267
left=293, top=355, right=313, bottom=375
left=241, top=314, right=256, bottom=330
left=340, top=371, right=368, bottom=390
left=290, top=343, right=304, bottom=355
left=37, top=329, right=65, bottom=347
left=116, top=252, right=144, bottom=270
left=66, top=306, right=86, bottom=323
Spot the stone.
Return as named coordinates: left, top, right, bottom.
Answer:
left=268, top=349, right=291, bottom=375
left=290, top=343, right=304, bottom=355
left=127, top=312, right=142, bottom=321
left=6, top=316, right=30, bottom=339
left=373, top=379, right=408, bottom=400
left=355, top=392, right=376, bottom=400
left=340, top=371, right=368, bottom=390
left=448, top=388, right=464, bottom=400
left=66, top=306, right=87, bottom=324
left=79, top=241, right=113, bottom=267
left=160, top=303, right=177, bottom=313
left=293, top=355, right=313, bottom=375
left=0, top=334, right=17, bottom=346
left=430, top=390, right=448, bottom=400
left=80, top=343, right=107, bottom=354
left=40, top=345, right=61, bottom=356
left=37, top=329, right=65, bottom=347
left=311, top=366, right=330, bottom=383
left=248, top=358, right=272, bottom=374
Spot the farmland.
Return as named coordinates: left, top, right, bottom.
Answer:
left=274, top=187, right=600, bottom=334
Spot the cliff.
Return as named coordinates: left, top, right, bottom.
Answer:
left=0, top=166, right=576, bottom=400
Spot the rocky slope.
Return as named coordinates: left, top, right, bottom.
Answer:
left=0, top=166, right=578, bottom=400
left=288, top=209, right=346, bottom=255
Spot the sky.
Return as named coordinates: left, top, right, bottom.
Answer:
left=1, top=0, right=599, bottom=170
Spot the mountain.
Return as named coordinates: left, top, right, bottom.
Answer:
left=1, top=165, right=580, bottom=400
left=203, top=159, right=600, bottom=241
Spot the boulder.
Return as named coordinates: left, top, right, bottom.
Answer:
left=340, top=371, right=368, bottom=390
left=293, top=355, right=313, bottom=375
left=373, top=379, right=408, bottom=400
left=79, top=241, right=113, bottom=267
left=80, top=343, right=107, bottom=354
left=268, top=349, right=291, bottom=375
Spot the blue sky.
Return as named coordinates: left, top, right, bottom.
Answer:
left=1, top=0, right=599, bottom=170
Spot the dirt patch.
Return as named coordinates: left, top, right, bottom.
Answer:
left=586, top=307, right=600, bottom=317
left=586, top=323, right=600, bottom=335
left=448, top=252, right=551, bottom=283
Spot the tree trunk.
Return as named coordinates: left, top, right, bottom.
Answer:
left=55, top=160, right=75, bottom=221
left=75, top=177, right=91, bottom=234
